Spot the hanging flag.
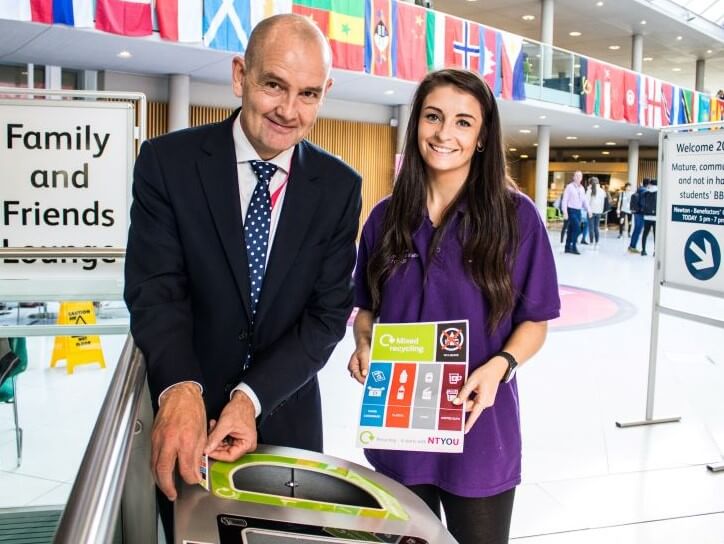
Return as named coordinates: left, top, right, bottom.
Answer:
left=394, top=0, right=427, bottom=82
left=697, top=92, right=711, bottom=123
left=292, top=0, right=330, bottom=35
left=364, top=0, right=393, bottom=77
left=499, top=31, right=525, bottom=100
left=445, top=17, right=481, bottom=72
left=425, top=9, right=444, bottom=72
left=661, top=81, right=675, bottom=127
left=479, top=25, right=500, bottom=95
left=640, top=75, right=665, bottom=128
left=678, top=88, right=697, bottom=124
left=327, top=0, right=365, bottom=71
left=250, top=0, right=292, bottom=27
left=203, top=0, right=251, bottom=52
left=623, top=70, right=639, bottom=124
left=711, top=98, right=724, bottom=122
left=581, top=59, right=623, bottom=120
left=96, top=0, right=152, bottom=36
left=156, top=0, right=202, bottom=42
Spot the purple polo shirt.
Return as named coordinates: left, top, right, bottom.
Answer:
left=354, top=192, right=560, bottom=497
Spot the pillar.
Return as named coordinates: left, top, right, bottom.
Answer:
left=540, top=0, right=554, bottom=79
left=631, top=34, right=643, bottom=73
left=395, top=104, right=411, bottom=154
left=535, top=125, right=551, bottom=219
left=695, top=58, right=705, bottom=92
left=168, top=74, right=191, bottom=132
left=628, top=139, right=639, bottom=187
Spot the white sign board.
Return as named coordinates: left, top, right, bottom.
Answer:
left=661, top=130, right=724, bottom=296
left=0, top=100, right=135, bottom=299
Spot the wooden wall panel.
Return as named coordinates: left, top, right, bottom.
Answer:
left=147, top=101, right=168, bottom=140
left=307, top=118, right=396, bottom=229
left=190, top=105, right=233, bottom=127
left=638, top=159, right=658, bottom=183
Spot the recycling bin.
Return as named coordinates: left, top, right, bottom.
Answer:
left=174, top=445, right=457, bottom=544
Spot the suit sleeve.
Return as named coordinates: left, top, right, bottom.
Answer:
left=124, top=140, right=204, bottom=405
left=242, top=172, right=362, bottom=421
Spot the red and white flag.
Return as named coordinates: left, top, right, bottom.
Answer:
left=640, top=75, right=664, bottom=128
left=96, top=0, right=152, bottom=36
left=156, top=0, right=202, bottom=42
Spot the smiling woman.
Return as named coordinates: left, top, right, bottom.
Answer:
left=347, top=69, right=560, bottom=544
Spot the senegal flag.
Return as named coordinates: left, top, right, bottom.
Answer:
left=293, top=0, right=365, bottom=71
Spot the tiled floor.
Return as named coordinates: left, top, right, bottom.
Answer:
left=0, top=227, right=722, bottom=542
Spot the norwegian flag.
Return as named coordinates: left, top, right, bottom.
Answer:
left=445, top=17, right=482, bottom=72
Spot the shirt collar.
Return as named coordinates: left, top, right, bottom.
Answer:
left=232, top=111, right=294, bottom=174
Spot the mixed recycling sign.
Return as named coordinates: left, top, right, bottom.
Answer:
left=662, top=130, right=723, bottom=294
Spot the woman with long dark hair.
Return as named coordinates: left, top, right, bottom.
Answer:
left=348, top=69, right=560, bottom=543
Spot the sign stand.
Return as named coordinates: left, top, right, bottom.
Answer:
left=616, top=123, right=724, bottom=445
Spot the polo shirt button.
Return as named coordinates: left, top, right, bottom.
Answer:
left=435, top=247, right=441, bottom=254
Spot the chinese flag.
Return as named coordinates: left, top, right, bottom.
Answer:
left=395, top=1, right=427, bottom=81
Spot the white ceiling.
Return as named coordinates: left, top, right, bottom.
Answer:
left=0, top=5, right=720, bottom=162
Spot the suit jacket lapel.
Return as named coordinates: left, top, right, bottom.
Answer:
left=255, top=141, right=321, bottom=327
left=197, top=111, right=253, bottom=322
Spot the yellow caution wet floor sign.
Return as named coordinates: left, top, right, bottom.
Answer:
left=51, top=301, right=106, bottom=374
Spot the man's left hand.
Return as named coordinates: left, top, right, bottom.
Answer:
left=205, top=391, right=258, bottom=461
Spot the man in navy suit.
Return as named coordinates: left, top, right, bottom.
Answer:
left=124, top=13, right=362, bottom=515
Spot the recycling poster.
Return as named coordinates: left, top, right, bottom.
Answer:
left=662, top=131, right=723, bottom=294
left=356, top=321, right=469, bottom=453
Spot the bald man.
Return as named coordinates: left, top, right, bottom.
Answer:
left=124, top=14, right=361, bottom=528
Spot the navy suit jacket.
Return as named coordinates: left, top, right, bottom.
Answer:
left=124, top=111, right=361, bottom=451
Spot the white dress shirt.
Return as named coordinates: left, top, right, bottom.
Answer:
left=160, top=113, right=293, bottom=419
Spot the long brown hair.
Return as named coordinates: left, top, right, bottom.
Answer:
left=367, top=69, right=519, bottom=331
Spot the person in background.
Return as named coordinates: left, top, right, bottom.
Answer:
left=348, top=69, right=560, bottom=544
left=640, top=179, right=658, bottom=256
left=124, top=14, right=362, bottom=540
left=628, top=178, right=649, bottom=254
left=617, top=182, right=633, bottom=239
left=586, top=177, right=606, bottom=247
left=562, top=170, right=591, bottom=254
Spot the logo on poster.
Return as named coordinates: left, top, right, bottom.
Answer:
left=439, top=328, right=464, bottom=352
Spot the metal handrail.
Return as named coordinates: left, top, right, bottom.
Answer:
left=0, top=248, right=125, bottom=259
left=54, top=334, right=148, bottom=544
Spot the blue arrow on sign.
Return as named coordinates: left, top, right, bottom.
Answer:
left=684, top=230, right=721, bottom=281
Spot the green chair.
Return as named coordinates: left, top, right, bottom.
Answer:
left=0, top=337, right=27, bottom=468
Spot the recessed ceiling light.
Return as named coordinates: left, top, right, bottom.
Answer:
left=707, top=49, right=713, bottom=54
left=676, top=36, right=683, bottom=40
left=522, top=14, right=535, bottom=21
left=569, top=31, right=582, bottom=37
left=601, top=151, right=610, bottom=155
left=593, top=124, right=600, bottom=128
left=596, top=1, right=603, bottom=6
left=640, top=20, right=646, bottom=25
left=384, top=89, right=394, bottom=95
left=533, top=143, right=538, bottom=146
left=519, top=129, right=532, bottom=134
left=672, top=67, right=681, bottom=72
left=566, top=136, right=578, bottom=140
left=605, top=141, right=616, bottom=145
left=572, top=154, right=580, bottom=159
left=608, top=45, right=620, bottom=50
left=509, top=147, right=517, bottom=152
left=636, top=132, right=643, bottom=136
left=539, top=115, right=547, bottom=119
left=643, top=56, right=653, bottom=61
left=574, top=63, right=581, bottom=69
left=520, top=154, right=529, bottom=159
left=117, top=50, right=132, bottom=58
